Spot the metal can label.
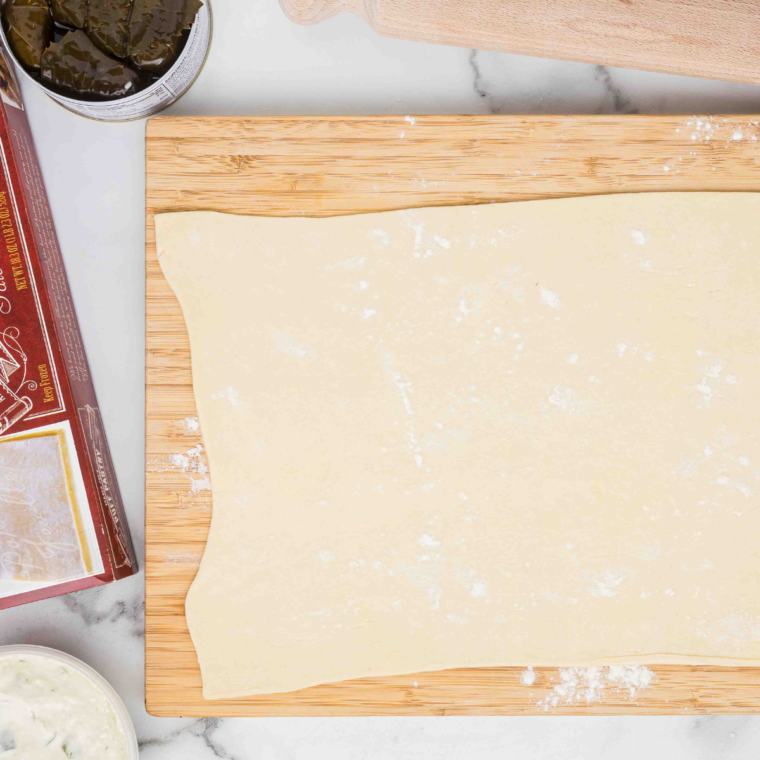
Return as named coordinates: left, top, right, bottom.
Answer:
left=45, top=4, right=211, bottom=122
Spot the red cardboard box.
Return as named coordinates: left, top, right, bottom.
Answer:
left=0, top=43, right=137, bottom=609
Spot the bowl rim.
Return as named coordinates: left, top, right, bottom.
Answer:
left=0, top=643, right=139, bottom=759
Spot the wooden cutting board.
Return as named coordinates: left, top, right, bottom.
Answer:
left=280, top=0, right=760, bottom=86
left=146, top=114, right=760, bottom=717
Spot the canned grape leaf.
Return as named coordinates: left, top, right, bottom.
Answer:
left=1, top=0, right=51, bottom=71
left=50, top=0, right=88, bottom=30
left=127, top=0, right=202, bottom=74
left=40, top=29, right=146, bottom=99
left=1, top=0, right=209, bottom=118
left=85, top=0, right=132, bottom=58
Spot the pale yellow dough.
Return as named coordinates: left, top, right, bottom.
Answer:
left=156, top=193, right=760, bottom=699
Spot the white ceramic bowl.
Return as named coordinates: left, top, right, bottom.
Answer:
left=0, top=644, right=139, bottom=760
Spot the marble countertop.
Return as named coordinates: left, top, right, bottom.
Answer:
left=3, top=0, right=760, bottom=756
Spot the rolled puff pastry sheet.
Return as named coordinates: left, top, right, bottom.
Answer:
left=155, top=193, right=760, bottom=700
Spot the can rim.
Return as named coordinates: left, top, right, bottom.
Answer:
left=0, top=643, right=140, bottom=759
left=0, top=0, right=212, bottom=122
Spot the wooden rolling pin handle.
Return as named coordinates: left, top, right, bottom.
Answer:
left=278, top=0, right=368, bottom=25
left=278, top=0, right=760, bottom=87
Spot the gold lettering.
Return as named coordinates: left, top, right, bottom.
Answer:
left=39, top=363, right=54, bottom=402
left=0, top=195, right=25, bottom=290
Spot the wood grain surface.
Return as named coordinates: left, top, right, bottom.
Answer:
left=279, top=0, right=760, bottom=86
left=146, top=114, right=760, bottom=716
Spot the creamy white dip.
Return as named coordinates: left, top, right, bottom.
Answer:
left=0, top=653, right=128, bottom=759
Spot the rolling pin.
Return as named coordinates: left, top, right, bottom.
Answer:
left=279, top=0, right=760, bottom=86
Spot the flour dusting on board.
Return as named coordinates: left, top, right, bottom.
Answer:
left=154, top=442, right=210, bottom=494
left=191, top=477, right=211, bottom=493
left=689, top=117, right=719, bottom=143
left=181, top=416, right=200, bottom=432
left=164, top=551, right=203, bottom=564
left=163, top=445, right=207, bottom=475
left=686, top=116, right=760, bottom=144
left=538, top=666, right=654, bottom=710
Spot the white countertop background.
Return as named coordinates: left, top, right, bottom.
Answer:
left=3, top=0, right=760, bottom=756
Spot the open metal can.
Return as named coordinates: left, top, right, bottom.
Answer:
left=0, top=1, right=211, bottom=122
